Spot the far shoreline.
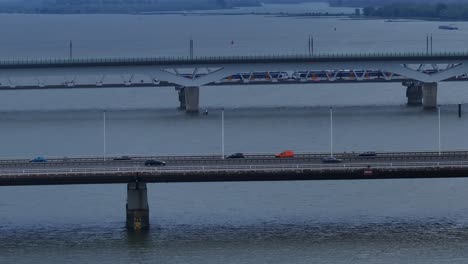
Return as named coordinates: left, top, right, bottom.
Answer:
left=0, top=11, right=465, bottom=23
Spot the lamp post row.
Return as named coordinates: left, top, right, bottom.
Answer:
left=100, top=106, right=445, bottom=160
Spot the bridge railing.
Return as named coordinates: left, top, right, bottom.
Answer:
left=0, top=150, right=468, bottom=167
left=1, top=51, right=468, bottom=67
left=1, top=161, right=468, bottom=177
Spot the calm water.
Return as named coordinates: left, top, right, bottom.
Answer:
left=3, top=3, right=468, bottom=263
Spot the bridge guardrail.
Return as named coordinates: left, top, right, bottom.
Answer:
left=0, top=151, right=467, bottom=170
left=1, top=150, right=468, bottom=164
left=0, top=150, right=466, bottom=166
left=2, top=161, right=468, bottom=177
left=2, top=51, right=468, bottom=67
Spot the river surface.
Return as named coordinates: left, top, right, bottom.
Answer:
left=3, top=3, right=468, bottom=264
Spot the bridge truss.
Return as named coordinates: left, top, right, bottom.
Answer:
left=1, top=52, right=468, bottom=90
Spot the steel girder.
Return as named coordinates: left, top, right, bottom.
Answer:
left=0, top=54, right=468, bottom=89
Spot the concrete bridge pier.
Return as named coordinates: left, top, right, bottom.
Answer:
left=422, top=82, right=438, bottom=109
left=177, top=87, right=186, bottom=110
left=176, top=86, right=200, bottom=113
left=184, top=87, right=200, bottom=113
left=404, top=82, right=422, bottom=106
left=126, top=182, right=149, bottom=230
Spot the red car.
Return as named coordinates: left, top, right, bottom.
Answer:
left=275, top=150, right=295, bottom=158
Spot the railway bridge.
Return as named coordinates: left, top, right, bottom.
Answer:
left=2, top=52, right=468, bottom=112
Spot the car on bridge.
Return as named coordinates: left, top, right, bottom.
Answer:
left=275, top=150, right=295, bottom=158
left=30, top=156, right=47, bottom=163
left=114, top=156, right=132, bottom=161
left=144, top=160, right=166, bottom=166
left=322, top=156, right=342, bottom=163
left=359, top=151, right=377, bottom=157
left=227, top=153, right=245, bottom=159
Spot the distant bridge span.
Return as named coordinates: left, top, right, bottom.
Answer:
left=1, top=52, right=468, bottom=111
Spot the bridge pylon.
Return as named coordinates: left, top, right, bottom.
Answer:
left=126, top=182, right=149, bottom=230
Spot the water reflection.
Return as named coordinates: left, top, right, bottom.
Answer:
left=126, top=228, right=152, bottom=248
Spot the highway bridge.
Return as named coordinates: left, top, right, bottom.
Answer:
left=3, top=150, right=468, bottom=185
left=1, top=52, right=468, bottom=111
left=3, top=150, right=468, bottom=229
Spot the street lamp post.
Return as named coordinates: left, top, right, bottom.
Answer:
left=221, top=108, right=225, bottom=159
left=330, top=107, right=334, bottom=157
left=438, top=106, right=441, bottom=156
left=103, top=111, right=107, bottom=161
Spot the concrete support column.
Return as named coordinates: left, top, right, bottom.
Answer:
left=177, top=87, right=186, bottom=110
left=184, top=86, right=200, bottom=113
left=126, top=182, right=149, bottom=230
left=422, top=82, right=438, bottom=109
left=405, top=83, right=422, bottom=106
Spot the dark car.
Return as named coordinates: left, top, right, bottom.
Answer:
left=144, top=160, right=166, bottom=166
left=30, top=156, right=47, bottom=163
left=227, top=153, right=245, bottom=159
left=358, top=151, right=377, bottom=157
left=322, top=156, right=342, bottom=163
left=114, top=156, right=132, bottom=161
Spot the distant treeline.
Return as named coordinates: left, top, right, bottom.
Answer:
left=329, top=0, right=468, bottom=7
left=0, top=0, right=262, bottom=14
left=362, top=3, right=468, bottom=20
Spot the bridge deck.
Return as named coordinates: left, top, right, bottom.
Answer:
left=1, top=151, right=468, bottom=186
left=1, top=52, right=468, bottom=68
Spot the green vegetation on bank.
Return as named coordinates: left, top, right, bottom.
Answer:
left=329, top=0, right=468, bottom=7
left=362, top=3, right=468, bottom=20
left=0, top=0, right=261, bottom=14
left=4, top=0, right=468, bottom=18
